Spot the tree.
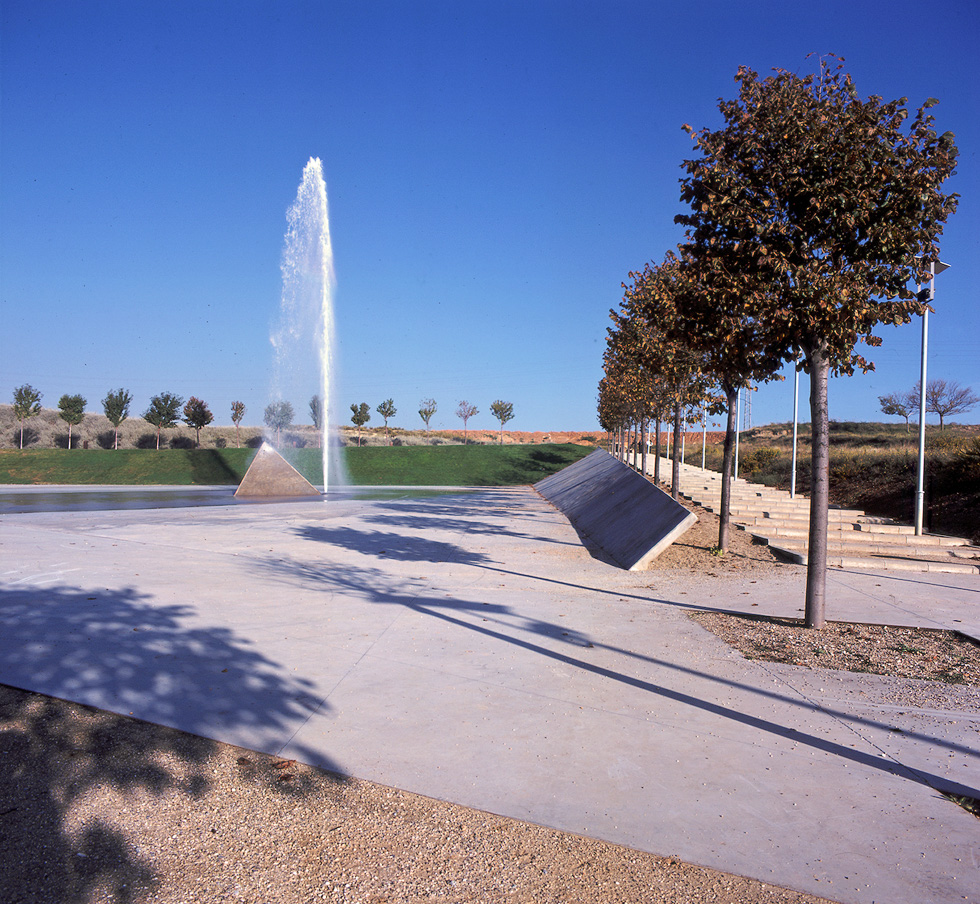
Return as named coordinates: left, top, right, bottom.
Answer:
left=103, top=388, right=133, bottom=450
left=350, top=402, right=370, bottom=446
left=264, top=401, right=294, bottom=448
left=647, top=246, right=784, bottom=548
left=12, top=384, right=43, bottom=449
left=489, top=400, right=514, bottom=444
left=925, top=379, right=979, bottom=430
left=309, top=395, right=323, bottom=448
left=376, top=398, right=397, bottom=445
left=676, top=57, right=958, bottom=627
left=879, top=389, right=918, bottom=433
left=57, top=394, right=87, bottom=449
left=142, top=393, right=184, bottom=450
left=616, top=255, right=718, bottom=500
left=230, top=401, right=246, bottom=448
left=418, top=398, right=437, bottom=432
left=455, top=401, right=478, bottom=443
left=183, top=396, right=213, bottom=447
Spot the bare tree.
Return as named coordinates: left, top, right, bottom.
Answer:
left=455, top=401, right=478, bottom=443
left=418, top=398, right=437, bottom=432
left=879, top=389, right=918, bottom=433
left=925, top=379, right=979, bottom=430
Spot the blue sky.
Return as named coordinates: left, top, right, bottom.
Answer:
left=2, top=0, right=977, bottom=433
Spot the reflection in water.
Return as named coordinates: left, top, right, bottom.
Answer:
left=0, top=486, right=475, bottom=514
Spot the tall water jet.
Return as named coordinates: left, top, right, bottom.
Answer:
left=270, top=157, right=343, bottom=491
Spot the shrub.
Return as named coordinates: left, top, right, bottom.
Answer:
left=927, top=432, right=967, bottom=454
left=954, top=437, right=980, bottom=480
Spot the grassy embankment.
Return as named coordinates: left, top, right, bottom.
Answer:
left=0, top=443, right=594, bottom=488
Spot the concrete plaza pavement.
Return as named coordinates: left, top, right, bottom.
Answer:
left=0, top=486, right=977, bottom=903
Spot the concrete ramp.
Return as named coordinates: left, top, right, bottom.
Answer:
left=534, top=449, right=696, bottom=570
left=235, top=442, right=321, bottom=498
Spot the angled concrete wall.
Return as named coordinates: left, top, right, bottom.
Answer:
left=534, top=449, right=696, bottom=570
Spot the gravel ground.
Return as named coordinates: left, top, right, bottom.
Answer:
left=2, top=500, right=975, bottom=904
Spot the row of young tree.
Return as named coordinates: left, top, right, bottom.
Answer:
left=10, top=384, right=520, bottom=451
left=599, top=57, right=958, bottom=628
left=348, top=398, right=515, bottom=446
left=10, top=384, right=261, bottom=450
left=879, top=379, right=978, bottom=432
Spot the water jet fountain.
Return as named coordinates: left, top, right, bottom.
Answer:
left=239, top=157, right=343, bottom=497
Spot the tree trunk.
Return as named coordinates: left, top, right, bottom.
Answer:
left=718, top=384, right=739, bottom=552
left=671, top=401, right=682, bottom=500
left=805, top=345, right=830, bottom=629
left=640, top=416, right=648, bottom=477
left=654, top=418, right=661, bottom=484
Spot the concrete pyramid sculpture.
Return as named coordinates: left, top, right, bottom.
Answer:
left=235, top=442, right=321, bottom=498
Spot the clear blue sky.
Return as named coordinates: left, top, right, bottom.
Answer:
left=2, top=0, right=977, bottom=433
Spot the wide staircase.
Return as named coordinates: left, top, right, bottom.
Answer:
left=640, top=456, right=979, bottom=575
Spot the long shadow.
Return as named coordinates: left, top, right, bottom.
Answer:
left=295, top=525, right=494, bottom=565
left=0, top=583, right=341, bottom=902
left=258, top=548, right=980, bottom=802
left=368, top=510, right=580, bottom=547
left=830, top=569, right=980, bottom=596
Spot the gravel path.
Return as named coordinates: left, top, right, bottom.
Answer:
left=0, top=683, right=836, bottom=904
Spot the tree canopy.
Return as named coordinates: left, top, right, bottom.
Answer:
left=350, top=402, right=370, bottom=446
left=102, top=388, right=133, bottom=450
left=183, top=396, right=214, bottom=447
left=143, top=393, right=184, bottom=450
left=264, top=400, right=294, bottom=447
left=675, top=56, right=958, bottom=626
left=231, top=401, right=246, bottom=448
left=489, top=400, right=514, bottom=443
left=57, top=394, right=87, bottom=449
left=12, top=384, right=42, bottom=449
left=376, top=398, right=397, bottom=445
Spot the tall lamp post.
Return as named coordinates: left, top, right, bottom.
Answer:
left=915, top=259, right=949, bottom=536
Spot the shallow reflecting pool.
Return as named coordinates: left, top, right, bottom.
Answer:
left=0, top=485, right=476, bottom=514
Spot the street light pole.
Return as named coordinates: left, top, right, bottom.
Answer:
left=915, top=259, right=949, bottom=536
left=791, top=361, right=800, bottom=499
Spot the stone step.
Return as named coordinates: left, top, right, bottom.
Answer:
left=689, top=497, right=865, bottom=521
left=741, top=525, right=966, bottom=547
left=633, top=455, right=977, bottom=574
left=762, top=542, right=980, bottom=575
left=731, top=515, right=920, bottom=537
left=752, top=533, right=975, bottom=557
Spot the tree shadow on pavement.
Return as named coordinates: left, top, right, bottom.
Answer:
left=0, top=584, right=341, bottom=903
left=258, top=546, right=980, bottom=806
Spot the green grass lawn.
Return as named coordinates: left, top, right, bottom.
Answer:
left=0, top=443, right=594, bottom=487
left=339, top=443, right=592, bottom=485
